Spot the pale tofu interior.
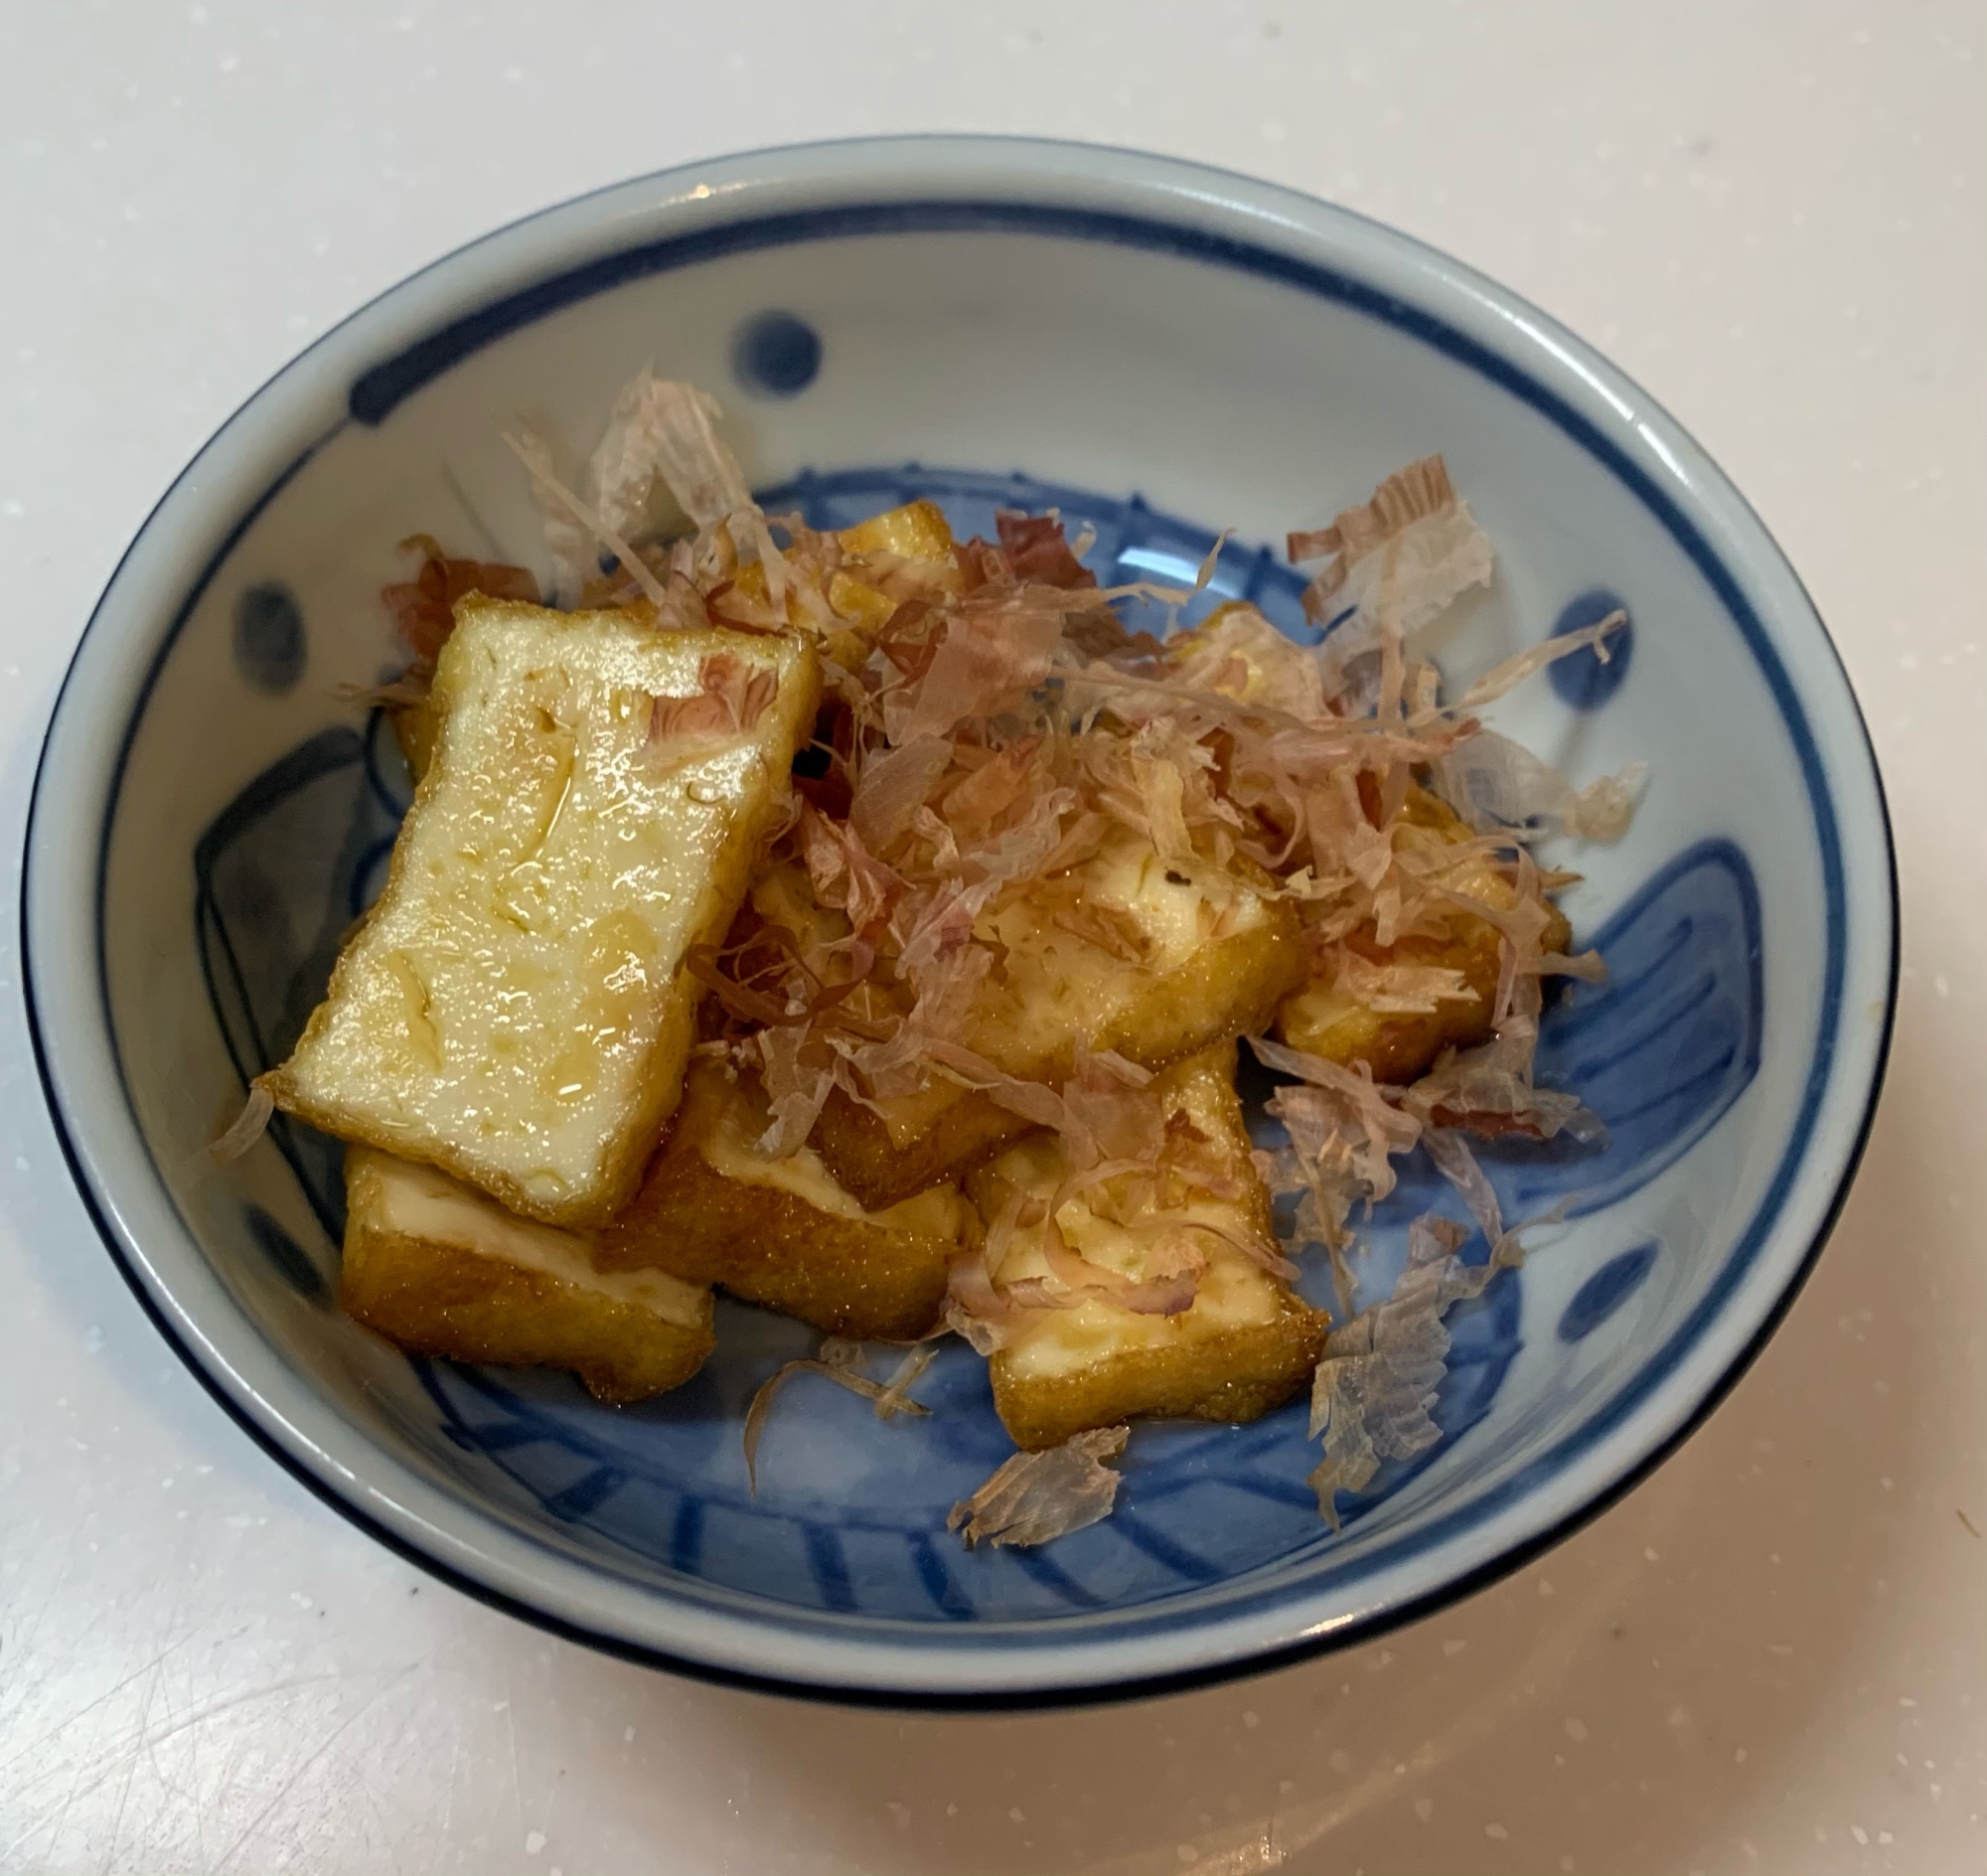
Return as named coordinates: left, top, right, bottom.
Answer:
left=352, top=1147, right=705, bottom=1327
left=272, top=602, right=813, bottom=1219
left=981, top=1059, right=1291, bottom=1383
left=974, top=829, right=1277, bottom=1073
left=697, top=1075, right=971, bottom=1237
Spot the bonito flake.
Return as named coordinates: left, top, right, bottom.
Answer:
left=1306, top=1215, right=1505, bottom=1528
left=1291, top=454, right=1494, bottom=645
left=949, top=1426, right=1131, bottom=1548
left=1439, top=729, right=1646, bottom=843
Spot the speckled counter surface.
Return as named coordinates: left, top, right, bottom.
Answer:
left=2, top=3, right=1981, bottom=1870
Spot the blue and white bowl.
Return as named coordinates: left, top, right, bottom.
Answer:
left=22, top=137, right=1895, bottom=1705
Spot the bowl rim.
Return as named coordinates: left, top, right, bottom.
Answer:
left=20, top=132, right=1898, bottom=1708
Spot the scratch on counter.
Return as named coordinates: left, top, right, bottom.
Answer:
left=0, top=1665, right=343, bottom=1869
left=1, top=1644, right=189, bottom=1868
left=96, top=1521, right=215, bottom=1874
left=429, top=1712, right=467, bottom=1875
left=505, top=1676, right=526, bottom=1847
left=210, top=1662, right=421, bottom=1873
left=1960, top=1509, right=1981, bottom=1539
left=94, top=1631, right=171, bottom=1875
left=0, top=1630, right=206, bottom=1782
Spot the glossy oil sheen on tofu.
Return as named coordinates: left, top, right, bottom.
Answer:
left=265, top=600, right=819, bottom=1226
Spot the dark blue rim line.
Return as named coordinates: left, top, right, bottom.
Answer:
left=21, top=186, right=1896, bottom=1704
left=347, top=200, right=1447, bottom=424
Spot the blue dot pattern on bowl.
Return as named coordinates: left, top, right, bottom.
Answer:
left=190, top=468, right=1760, bottom=1622
left=1547, top=586, right=1632, bottom=709
left=232, top=580, right=308, bottom=695
left=1557, top=1242, right=1659, bottom=1343
left=731, top=310, right=824, bottom=398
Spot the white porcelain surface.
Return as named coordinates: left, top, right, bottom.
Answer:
left=0, top=1, right=1978, bottom=1868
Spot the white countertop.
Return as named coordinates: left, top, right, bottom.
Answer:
left=2, top=3, right=1981, bottom=1870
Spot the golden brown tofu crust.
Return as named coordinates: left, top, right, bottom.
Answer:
left=809, top=1084, right=1036, bottom=1215
left=389, top=697, right=439, bottom=786
left=1095, top=902, right=1305, bottom=1069
left=991, top=1296, right=1327, bottom=1452
left=600, top=1060, right=970, bottom=1341
left=1280, top=923, right=1502, bottom=1084
left=341, top=1178, right=715, bottom=1408
left=1277, top=787, right=1572, bottom=1084
left=809, top=905, right=1306, bottom=1210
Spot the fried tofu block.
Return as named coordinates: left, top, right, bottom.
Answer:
left=812, top=1082, right=1038, bottom=1218
left=341, top=1146, right=714, bottom=1404
left=969, top=1045, right=1328, bottom=1451
left=979, top=830, right=1301, bottom=1071
left=599, top=1057, right=975, bottom=1339
left=263, top=599, right=821, bottom=1227
left=727, top=860, right=1038, bottom=1206
left=812, top=829, right=1304, bottom=1209
left=1277, top=787, right=1573, bottom=1084
left=707, top=502, right=963, bottom=673
left=822, top=502, right=962, bottom=668
left=837, top=498, right=955, bottom=561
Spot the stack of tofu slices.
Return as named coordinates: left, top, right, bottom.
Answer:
left=257, top=382, right=1572, bottom=1466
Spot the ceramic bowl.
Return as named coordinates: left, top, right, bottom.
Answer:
left=22, top=137, right=1895, bottom=1705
